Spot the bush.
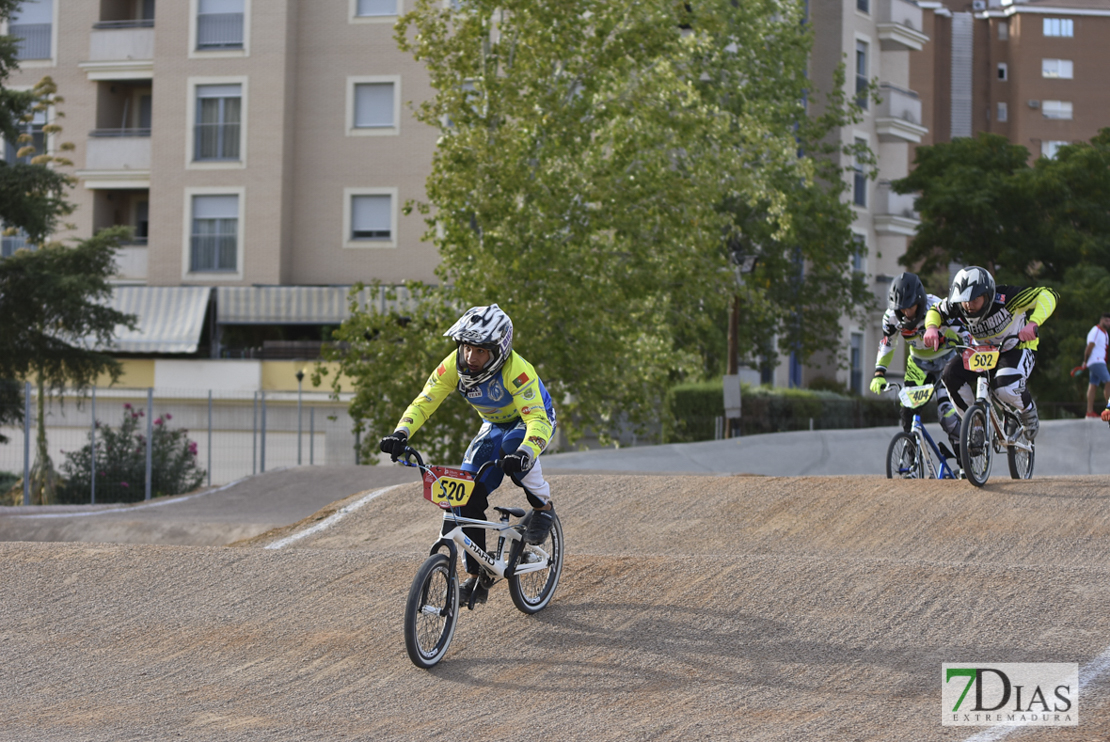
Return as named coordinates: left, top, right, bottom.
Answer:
left=57, top=404, right=206, bottom=504
left=664, top=379, right=908, bottom=443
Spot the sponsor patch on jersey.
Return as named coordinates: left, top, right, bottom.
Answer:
left=513, top=372, right=530, bottom=388
left=436, top=364, right=447, bottom=377
left=467, top=389, right=483, bottom=399
left=523, top=388, right=536, bottom=400
left=527, top=436, right=546, bottom=448
left=997, top=293, right=1006, bottom=303
left=520, top=405, right=533, bottom=415
left=402, top=417, right=414, bottom=424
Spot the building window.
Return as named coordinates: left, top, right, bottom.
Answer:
left=850, top=333, right=864, bottom=394
left=197, top=0, right=244, bottom=50
left=857, top=0, right=869, bottom=13
left=853, top=138, right=867, bottom=208
left=4, top=108, right=46, bottom=164
left=1041, top=141, right=1069, bottom=159
left=347, top=77, right=400, bottom=136
left=356, top=0, right=398, bottom=15
left=344, top=188, right=397, bottom=248
left=1042, top=59, right=1074, bottom=79
left=10, top=0, right=52, bottom=61
left=998, top=21, right=1009, bottom=40
left=851, top=234, right=865, bottom=274
left=1, top=227, right=30, bottom=257
left=997, top=63, right=1007, bottom=81
left=1042, top=100, right=1073, bottom=120
left=190, top=195, right=239, bottom=272
left=1043, top=18, right=1073, bottom=37
left=855, top=41, right=869, bottom=110
left=195, top=84, right=242, bottom=161
left=354, top=83, right=394, bottom=129
left=997, top=101, right=1008, bottom=122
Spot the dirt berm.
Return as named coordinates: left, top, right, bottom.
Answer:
left=3, top=473, right=1110, bottom=741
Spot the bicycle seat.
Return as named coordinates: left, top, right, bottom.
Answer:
left=493, top=506, right=527, bottom=518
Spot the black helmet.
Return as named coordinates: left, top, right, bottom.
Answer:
left=888, top=272, right=927, bottom=331
left=948, top=266, right=996, bottom=324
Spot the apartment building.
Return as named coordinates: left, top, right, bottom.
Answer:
left=800, top=0, right=930, bottom=392
left=4, top=0, right=438, bottom=362
left=972, top=0, right=1110, bottom=158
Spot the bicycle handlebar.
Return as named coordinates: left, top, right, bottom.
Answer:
left=394, top=445, right=501, bottom=480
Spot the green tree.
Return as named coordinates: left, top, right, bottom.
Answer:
left=334, top=0, right=874, bottom=455
left=892, top=129, right=1110, bottom=412
left=0, top=227, right=135, bottom=503
left=892, top=133, right=1043, bottom=278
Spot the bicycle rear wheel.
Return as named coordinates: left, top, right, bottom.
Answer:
left=960, top=404, right=992, bottom=488
left=403, top=553, right=459, bottom=669
left=1005, top=414, right=1035, bottom=479
left=508, top=512, right=564, bottom=614
left=886, top=432, right=923, bottom=479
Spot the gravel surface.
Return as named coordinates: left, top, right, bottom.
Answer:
left=3, top=473, right=1110, bottom=741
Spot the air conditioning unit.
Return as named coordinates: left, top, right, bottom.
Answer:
left=972, top=0, right=986, bottom=10
left=1028, top=100, right=1041, bottom=109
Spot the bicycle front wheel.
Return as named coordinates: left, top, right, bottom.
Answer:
left=886, top=432, right=923, bottom=479
left=1006, top=415, right=1035, bottom=479
left=960, top=404, right=992, bottom=488
left=403, top=553, right=459, bottom=669
left=508, top=512, right=564, bottom=614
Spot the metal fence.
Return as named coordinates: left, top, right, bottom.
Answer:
left=1, top=384, right=361, bottom=505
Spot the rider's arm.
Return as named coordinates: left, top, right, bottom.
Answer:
left=924, top=304, right=946, bottom=330
left=394, top=353, right=458, bottom=437
left=504, top=356, right=554, bottom=459
left=873, top=311, right=898, bottom=373
left=1005, top=286, right=1058, bottom=327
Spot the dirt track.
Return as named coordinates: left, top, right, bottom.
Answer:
left=3, top=473, right=1110, bottom=741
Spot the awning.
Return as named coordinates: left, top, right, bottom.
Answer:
left=100, top=286, right=212, bottom=353
left=215, top=285, right=415, bottom=324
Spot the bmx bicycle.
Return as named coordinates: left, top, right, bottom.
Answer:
left=952, top=341, right=1035, bottom=487
left=883, top=382, right=961, bottom=480
left=394, top=446, right=564, bottom=669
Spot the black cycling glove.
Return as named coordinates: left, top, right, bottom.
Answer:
left=500, top=448, right=533, bottom=474
left=379, top=431, right=408, bottom=460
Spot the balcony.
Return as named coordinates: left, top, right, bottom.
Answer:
left=114, top=244, right=148, bottom=283
left=873, top=181, right=920, bottom=236
left=878, top=0, right=928, bottom=51
left=80, top=25, right=154, bottom=80
left=78, top=130, right=151, bottom=189
left=874, top=84, right=928, bottom=143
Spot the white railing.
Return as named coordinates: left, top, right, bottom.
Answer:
left=88, top=26, right=154, bottom=61
left=85, top=134, right=151, bottom=171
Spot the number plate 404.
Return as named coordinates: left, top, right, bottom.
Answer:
left=422, top=466, right=476, bottom=509
left=962, top=346, right=1000, bottom=371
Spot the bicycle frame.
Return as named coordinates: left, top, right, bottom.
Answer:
left=887, top=381, right=958, bottom=480
left=397, top=448, right=551, bottom=581
left=910, top=413, right=958, bottom=479
left=961, top=348, right=1034, bottom=458
left=435, top=512, right=553, bottom=581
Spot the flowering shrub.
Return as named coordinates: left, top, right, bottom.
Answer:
left=58, top=404, right=206, bottom=504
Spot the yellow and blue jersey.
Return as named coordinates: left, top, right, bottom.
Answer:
left=395, top=351, right=556, bottom=458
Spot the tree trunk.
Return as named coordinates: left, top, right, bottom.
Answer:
left=30, top=375, right=58, bottom=505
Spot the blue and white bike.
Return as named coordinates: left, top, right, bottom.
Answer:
left=884, top=382, right=961, bottom=480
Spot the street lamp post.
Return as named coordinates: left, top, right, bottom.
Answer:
left=296, top=369, right=305, bottom=466
left=725, top=251, right=759, bottom=438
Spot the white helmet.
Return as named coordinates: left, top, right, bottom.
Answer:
left=443, top=304, right=513, bottom=387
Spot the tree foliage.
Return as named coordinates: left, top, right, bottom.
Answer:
left=892, top=128, right=1110, bottom=409
left=325, top=0, right=874, bottom=453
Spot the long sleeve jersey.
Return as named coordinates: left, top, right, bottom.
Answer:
left=874, top=293, right=965, bottom=374
left=395, top=350, right=556, bottom=458
left=925, top=285, right=1058, bottom=351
